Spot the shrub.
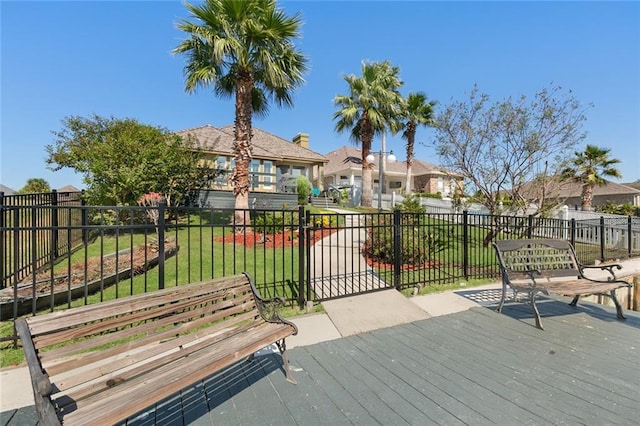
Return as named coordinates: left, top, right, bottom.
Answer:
left=362, top=216, right=449, bottom=266
left=252, top=211, right=298, bottom=234
left=395, top=194, right=426, bottom=214
left=296, top=175, right=312, bottom=205
left=313, top=215, right=330, bottom=228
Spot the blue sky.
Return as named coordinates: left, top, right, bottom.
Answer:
left=1, top=0, right=639, bottom=191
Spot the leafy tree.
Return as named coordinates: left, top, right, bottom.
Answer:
left=561, top=144, right=621, bottom=211
left=18, top=178, right=51, bottom=194
left=400, top=92, right=436, bottom=193
left=173, top=0, right=308, bottom=225
left=432, top=84, right=588, bottom=245
left=46, top=115, right=213, bottom=206
left=333, top=60, right=403, bottom=207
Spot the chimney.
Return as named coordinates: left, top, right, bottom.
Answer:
left=292, top=133, right=309, bottom=149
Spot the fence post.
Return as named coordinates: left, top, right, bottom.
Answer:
left=305, top=209, right=312, bottom=307
left=298, top=205, right=306, bottom=309
left=527, top=215, right=533, bottom=239
left=599, top=216, right=605, bottom=262
left=51, top=189, right=59, bottom=259
left=393, top=210, right=401, bottom=290
left=628, top=216, right=632, bottom=258
left=157, top=201, right=166, bottom=290
left=0, top=192, right=4, bottom=290
left=81, top=195, right=88, bottom=248
left=462, top=210, right=469, bottom=279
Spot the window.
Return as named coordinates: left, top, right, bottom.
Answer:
left=214, top=157, right=229, bottom=187
left=263, top=160, right=273, bottom=189
left=292, top=166, right=306, bottom=177
left=389, top=181, right=402, bottom=189
left=250, top=160, right=260, bottom=189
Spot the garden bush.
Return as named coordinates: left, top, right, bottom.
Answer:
left=362, top=216, right=449, bottom=266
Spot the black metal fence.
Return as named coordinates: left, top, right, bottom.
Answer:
left=1, top=203, right=639, bottom=321
left=1, top=191, right=84, bottom=288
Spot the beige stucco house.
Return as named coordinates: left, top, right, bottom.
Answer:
left=323, top=146, right=463, bottom=196
left=515, top=178, right=640, bottom=209
left=176, top=125, right=328, bottom=193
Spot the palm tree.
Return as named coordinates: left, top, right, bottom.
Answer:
left=562, top=144, right=621, bottom=210
left=400, top=92, right=436, bottom=193
left=173, top=0, right=308, bottom=225
left=333, top=61, right=403, bottom=207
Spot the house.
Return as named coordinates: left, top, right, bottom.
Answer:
left=322, top=146, right=462, bottom=196
left=559, top=180, right=640, bottom=208
left=0, top=184, right=16, bottom=195
left=176, top=125, right=328, bottom=193
left=516, top=178, right=640, bottom=209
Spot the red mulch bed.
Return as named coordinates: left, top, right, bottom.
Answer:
left=214, top=228, right=338, bottom=248
left=365, top=257, right=442, bottom=271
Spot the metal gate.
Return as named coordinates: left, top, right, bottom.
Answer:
left=305, top=212, right=396, bottom=301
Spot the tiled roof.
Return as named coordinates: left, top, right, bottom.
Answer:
left=323, top=146, right=458, bottom=177
left=518, top=177, right=640, bottom=199
left=176, top=125, right=327, bottom=163
left=58, top=185, right=81, bottom=192
left=0, top=184, right=16, bottom=195
left=622, top=181, right=640, bottom=191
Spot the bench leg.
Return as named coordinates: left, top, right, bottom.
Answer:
left=530, top=292, right=544, bottom=330
left=276, top=339, right=297, bottom=385
left=609, top=290, right=626, bottom=320
left=569, top=295, right=580, bottom=307
left=496, top=283, right=507, bottom=314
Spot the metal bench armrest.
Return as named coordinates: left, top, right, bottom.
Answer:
left=581, top=263, right=623, bottom=281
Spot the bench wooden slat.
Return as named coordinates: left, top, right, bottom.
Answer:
left=52, top=316, right=265, bottom=394
left=34, top=287, right=254, bottom=350
left=27, top=275, right=250, bottom=334
left=17, top=273, right=298, bottom=425
left=44, top=307, right=260, bottom=380
left=39, top=293, right=255, bottom=367
left=60, top=323, right=293, bottom=425
left=493, top=239, right=632, bottom=329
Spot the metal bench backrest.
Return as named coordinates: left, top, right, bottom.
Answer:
left=493, top=239, right=581, bottom=280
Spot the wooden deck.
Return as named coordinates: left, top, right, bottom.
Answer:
left=3, top=297, right=639, bottom=425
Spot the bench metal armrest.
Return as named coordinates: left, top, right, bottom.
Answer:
left=244, top=272, right=298, bottom=334
left=15, top=319, right=52, bottom=397
left=581, top=263, right=623, bottom=281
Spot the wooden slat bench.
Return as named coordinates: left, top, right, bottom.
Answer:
left=15, top=272, right=298, bottom=425
left=493, top=239, right=632, bottom=330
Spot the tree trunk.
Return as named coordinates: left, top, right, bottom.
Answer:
left=581, top=183, right=593, bottom=211
left=360, top=115, right=374, bottom=208
left=405, top=127, right=416, bottom=194
left=232, top=74, right=253, bottom=228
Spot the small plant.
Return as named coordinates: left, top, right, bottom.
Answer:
left=395, top=194, right=426, bottom=214
left=313, top=215, right=330, bottom=228
left=362, top=215, right=449, bottom=267
left=296, top=175, right=312, bottom=205
left=339, top=189, right=349, bottom=206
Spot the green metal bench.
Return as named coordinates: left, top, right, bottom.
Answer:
left=493, top=239, right=632, bottom=329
